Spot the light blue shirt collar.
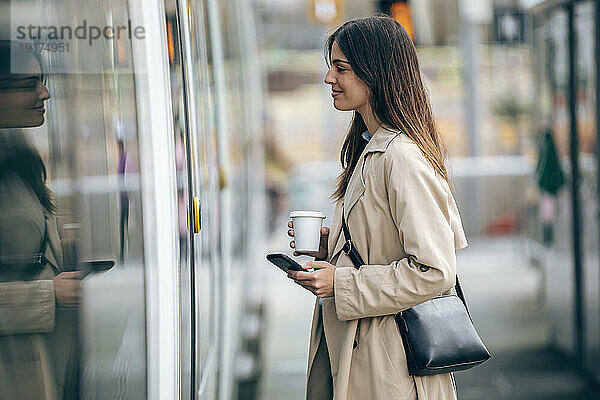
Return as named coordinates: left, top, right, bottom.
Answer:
left=362, top=130, right=371, bottom=142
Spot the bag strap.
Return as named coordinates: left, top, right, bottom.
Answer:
left=340, top=207, right=471, bottom=316
left=454, top=275, right=470, bottom=317
left=341, top=211, right=365, bottom=267
left=37, top=213, right=49, bottom=265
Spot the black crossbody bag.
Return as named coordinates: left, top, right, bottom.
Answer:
left=341, top=212, right=490, bottom=376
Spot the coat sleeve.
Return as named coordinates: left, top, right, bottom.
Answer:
left=0, top=280, right=56, bottom=334
left=334, top=141, right=461, bottom=321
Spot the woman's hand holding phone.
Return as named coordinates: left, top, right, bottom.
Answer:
left=287, top=220, right=329, bottom=260
left=287, top=260, right=336, bottom=298
left=53, top=271, right=82, bottom=308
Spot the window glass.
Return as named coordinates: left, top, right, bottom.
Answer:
left=164, top=2, right=197, bottom=395
left=1, top=0, right=147, bottom=398
left=186, top=1, right=221, bottom=387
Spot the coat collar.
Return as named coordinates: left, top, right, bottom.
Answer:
left=343, top=125, right=400, bottom=219
left=363, top=125, right=401, bottom=155
left=327, top=126, right=401, bottom=263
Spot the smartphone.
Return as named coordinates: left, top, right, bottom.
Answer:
left=266, top=253, right=305, bottom=273
left=80, top=260, right=115, bottom=278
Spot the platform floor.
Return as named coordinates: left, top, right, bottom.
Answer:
left=259, top=233, right=600, bottom=399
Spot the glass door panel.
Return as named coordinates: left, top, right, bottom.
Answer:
left=164, top=1, right=195, bottom=397
left=2, top=0, right=149, bottom=398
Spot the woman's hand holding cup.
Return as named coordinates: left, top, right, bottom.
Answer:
left=288, top=220, right=329, bottom=261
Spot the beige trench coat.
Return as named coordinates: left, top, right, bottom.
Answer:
left=0, top=141, right=77, bottom=400
left=306, top=126, right=468, bottom=400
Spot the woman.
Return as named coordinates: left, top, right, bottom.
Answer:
left=0, top=41, right=80, bottom=400
left=287, top=16, right=468, bottom=400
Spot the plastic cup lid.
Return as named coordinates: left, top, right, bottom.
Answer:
left=289, top=210, right=326, bottom=219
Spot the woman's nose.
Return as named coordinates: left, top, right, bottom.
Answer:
left=38, top=82, right=50, bottom=101
left=324, top=68, right=336, bottom=85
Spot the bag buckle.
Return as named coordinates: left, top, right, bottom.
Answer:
left=32, top=253, right=44, bottom=265
left=342, top=240, right=352, bottom=254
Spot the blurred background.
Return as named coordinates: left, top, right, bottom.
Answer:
left=258, top=0, right=600, bottom=399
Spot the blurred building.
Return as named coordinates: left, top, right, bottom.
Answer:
left=522, top=0, right=600, bottom=388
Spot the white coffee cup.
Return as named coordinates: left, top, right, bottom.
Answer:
left=290, top=211, right=326, bottom=253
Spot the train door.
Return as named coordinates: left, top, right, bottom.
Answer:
left=162, top=6, right=195, bottom=399
left=205, top=1, right=244, bottom=398
left=163, top=0, right=221, bottom=398
left=164, top=3, right=196, bottom=399
left=177, top=0, right=223, bottom=398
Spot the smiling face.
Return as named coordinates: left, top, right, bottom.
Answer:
left=0, top=57, right=50, bottom=128
left=324, top=41, right=370, bottom=114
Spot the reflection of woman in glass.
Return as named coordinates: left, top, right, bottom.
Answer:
left=0, top=41, right=79, bottom=400
left=286, top=17, right=467, bottom=399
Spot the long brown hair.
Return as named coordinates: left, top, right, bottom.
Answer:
left=326, top=15, right=449, bottom=202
